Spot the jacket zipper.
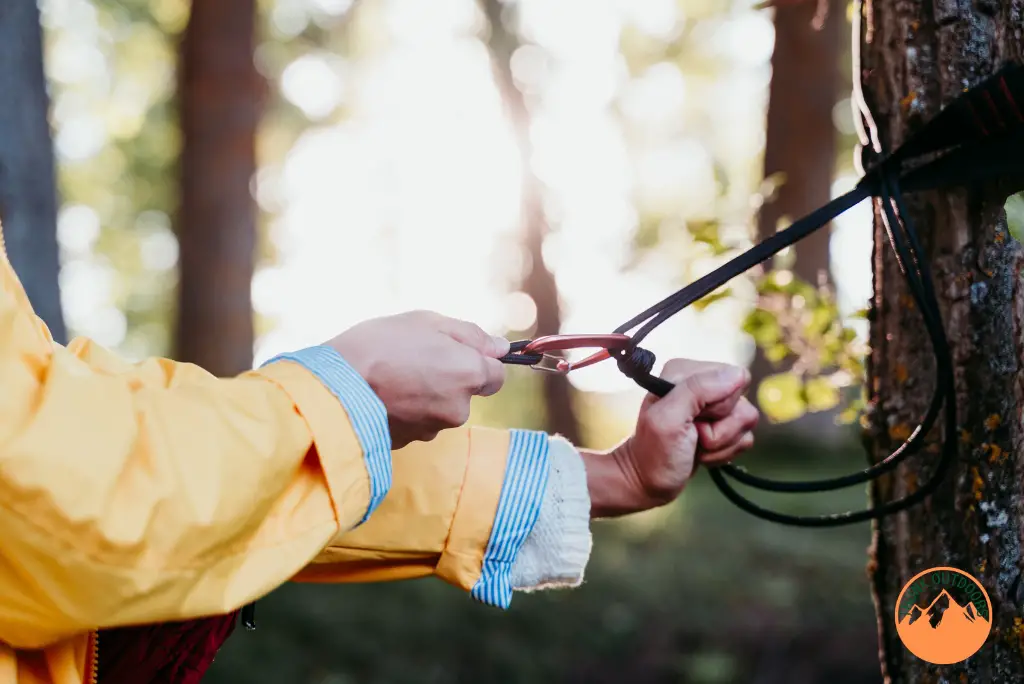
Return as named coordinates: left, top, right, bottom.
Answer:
left=85, top=630, right=99, bottom=684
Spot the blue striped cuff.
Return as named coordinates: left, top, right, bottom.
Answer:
left=470, top=429, right=551, bottom=609
left=262, top=345, right=392, bottom=525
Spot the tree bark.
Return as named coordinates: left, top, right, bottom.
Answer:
left=861, top=2, right=1024, bottom=681
left=750, top=0, right=843, bottom=436
left=175, top=0, right=263, bottom=376
left=0, top=0, right=67, bottom=344
left=481, top=0, right=582, bottom=445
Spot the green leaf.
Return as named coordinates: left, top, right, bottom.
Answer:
left=804, top=376, right=841, bottom=412
left=837, top=405, right=861, bottom=425
left=764, top=343, right=789, bottom=363
left=688, top=219, right=721, bottom=245
left=837, top=392, right=867, bottom=425
left=687, top=220, right=731, bottom=257
left=741, top=309, right=781, bottom=346
left=757, top=372, right=807, bottom=424
left=692, top=288, right=732, bottom=311
left=632, top=216, right=662, bottom=251
left=1005, top=193, right=1024, bottom=243
left=805, top=305, right=834, bottom=337
left=791, top=280, right=817, bottom=300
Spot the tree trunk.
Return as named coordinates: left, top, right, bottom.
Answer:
left=175, top=0, right=263, bottom=376
left=750, top=0, right=843, bottom=438
left=861, top=2, right=1024, bottom=681
left=0, top=0, right=67, bottom=344
left=481, top=0, right=582, bottom=445
left=758, top=0, right=842, bottom=285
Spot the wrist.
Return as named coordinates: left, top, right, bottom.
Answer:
left=580, top=442, right=650, bottom=519
left=327, top=335, right=378, bottom=390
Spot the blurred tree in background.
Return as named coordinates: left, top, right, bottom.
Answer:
left=757, top=0, right=842, bottom=291
left=0, top=0, right=66, bottom=342
left=746, top=0, right=844, bottom=434
left=480, top=0, right=581, bottom=443
left=175, top=0, right=263, bottom=375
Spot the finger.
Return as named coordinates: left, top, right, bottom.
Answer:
left=443, top=400, right=472, bottom=429
left=441, top=318, right=510, bottom=358
left=638, top=362, right=739, bottom=412
left=700, top=431, right=755, bottom=466
left=644, top=360, right=734, bottom=410
left=695, top=398, right=759, bottom=451
left=697, top=390, right=744, bottom=421
left=655, top=360, right=750, bottom=417
left=476, top=356, right=507, bottom=396
left=654, top=366, right=751, bottom=419
left=660, top=358, right=734, bottom=382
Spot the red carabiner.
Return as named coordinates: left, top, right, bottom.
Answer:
left=521, top=334, right=633, bottom=374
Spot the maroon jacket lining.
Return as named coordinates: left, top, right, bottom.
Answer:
left=96, top=611, right=239, bottom=683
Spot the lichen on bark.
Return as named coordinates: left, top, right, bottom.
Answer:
left=859, top=1, right=1024, bottom=682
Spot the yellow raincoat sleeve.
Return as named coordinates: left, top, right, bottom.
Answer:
left=0, top=247, right=393, bottom=648
left=0, top=234, right=593, bottom=650
left=296, top=429, right=593, bottom=609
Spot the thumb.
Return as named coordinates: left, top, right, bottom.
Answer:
left=443, top=319, right=510, bottom=358
left=667, top=367, right=748, bottom=416
left=488, top=334, right=511, bottom=358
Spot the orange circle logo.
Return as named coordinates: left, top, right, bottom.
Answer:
left=894, top=566, right=992, bottom=664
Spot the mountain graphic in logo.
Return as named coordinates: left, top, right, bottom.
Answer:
left=895, top=568, right=992, bottom=665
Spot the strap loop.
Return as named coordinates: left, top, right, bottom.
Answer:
left=614, top=347, right=656, bottom=378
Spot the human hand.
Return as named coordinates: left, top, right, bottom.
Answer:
left=327, top=311, right=509, bottom=448
left=583, top=359, right=758, bottom=518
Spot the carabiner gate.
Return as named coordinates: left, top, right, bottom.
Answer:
left=501, top=334, right=633, bottom=374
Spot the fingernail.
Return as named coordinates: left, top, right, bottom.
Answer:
left=715, top=367, right=745, bottom=388
left=491, top=335, right=511, bottom=357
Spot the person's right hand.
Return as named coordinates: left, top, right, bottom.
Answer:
left=327, top=311, right=510, bottom=448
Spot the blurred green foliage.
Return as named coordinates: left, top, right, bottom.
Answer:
left=743, top=269, right=865, bottom=424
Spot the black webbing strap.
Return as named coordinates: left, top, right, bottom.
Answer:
left=600, top=62, right=1024, bottom=527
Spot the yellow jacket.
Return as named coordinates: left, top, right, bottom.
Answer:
left=0, top=224, right=592, bottom=683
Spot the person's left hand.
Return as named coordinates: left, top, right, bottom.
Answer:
left=583, top=359, right=758, bottom=518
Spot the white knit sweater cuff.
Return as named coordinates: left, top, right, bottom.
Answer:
left=509, top=435, right=592, bottom=592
